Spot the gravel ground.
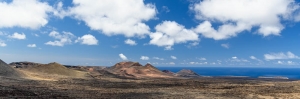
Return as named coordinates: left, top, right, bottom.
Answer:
left=1, top=76, right=300, bottom=99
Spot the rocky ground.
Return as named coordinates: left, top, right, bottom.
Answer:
left=1, top=75, right=300, bottom=99
left=1, top=61, right=300, bottom=99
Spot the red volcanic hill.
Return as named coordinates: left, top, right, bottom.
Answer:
left=0, top=59, right=20, bottom=77
left=107, top=62, right=173, bottom=78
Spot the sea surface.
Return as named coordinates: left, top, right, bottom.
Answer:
left=157, top=67, right=300, bottom=79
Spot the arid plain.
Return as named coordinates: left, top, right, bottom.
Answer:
left=1, top=60, right=300, bottom=99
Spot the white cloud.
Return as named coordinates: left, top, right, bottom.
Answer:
left=169, top=62, right=175, bottom=65
left=27, top=44, right=36, bottom=48
left=124, top=39, right=137, bottom=46
left=140, top=56, right=149, bottom=60
left=288, top=61, right=293, bottom=64
left=8, top=32, right=26, bottom=40
left=164, top=46, right=173, bottom=50
left=171, top=56, right=177, bottom=60
left=0, top=41, right=6, bottom=47
left=0, top=0, right=53, bottom=29
left=33, top=33, right=39, bottom=37
left=119, top=53, right=128, bottom=60
left=53, top=2, right=68, bottom=19
left=189, top=62, right=195, bottom=65
left=149, top=21, right=199, bottom=50
left=250, top=56, right=263, bottom=62
left=264, top=51, right=299, bottom=60
left=198, top=57, right=206, bottom=61
left=231, top=56, right=249, bottom=62
left=68, top=0, right=156, bottom=37
left=162, top=6, right=170, bottom=13
left=278, top=61, right=283, bottom=64
left=276, top=60, right=298, bottom=65
left=249, top=56, right=264, bottom=65
left=45, top=31, right=75, bottom=47
left=75, top=34, right=98, bottom=45
left=187, top=41, right=200, bottom=48
left=221, top=43, right=230, bottom=49
left=192, top=0, right=300, bottom=40
left=0, top=31, right=7, bottom=36
left=153, top=57, right=164, bottom=60
left=296, top=13, right=300, bottom=21
left=211, top=62, right=217, bottom=65
left=232, top=56, right=237, bottom=59
left=287, top=61, right=298, bottom=65
left=189, top=41, right=199, bottom=46
left=250, top=56, right=257, bottom=60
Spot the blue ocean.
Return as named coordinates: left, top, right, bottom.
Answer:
left=157, top=67, right=300, bottom=79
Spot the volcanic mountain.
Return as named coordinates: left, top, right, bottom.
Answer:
left=107, top=62, right=173, bottom=78
left=0, top=59, right=20, bottom=77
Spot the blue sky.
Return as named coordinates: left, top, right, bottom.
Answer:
left=0, top=0, right=300, bottom=67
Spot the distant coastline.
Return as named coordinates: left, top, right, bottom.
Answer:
left=157, top=67, right=300, bottom=79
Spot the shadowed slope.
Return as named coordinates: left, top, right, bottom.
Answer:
left=0, top=59, right=20, bottom=77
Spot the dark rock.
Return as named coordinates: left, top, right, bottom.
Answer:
left=9, top=61, right=41, bottom=68
left=176, top=69, right=199, bottom=77
left=162, top=70, right=176, bottom=75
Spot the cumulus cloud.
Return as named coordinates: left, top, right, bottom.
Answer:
left=153, top=57, right=164, bottom=60
left=140, top=56, right=149, bottom=60
left=8, top=32, right=26, bottom=40
left=149, top=21, right=199, bottom=50
left=119, top=53, right=128, bottom=60
left=171, top=56, right=177, bottom=60
left=0, top=41, right=6, bottom=47
left=221, top=43, right=230, bottom=49
left=192, top=0, right=300, bottom=40
left=53, top=1, right=68, bottom=19
left=68, top=0, right=156, bottom=37
left=264, top=51, right=300, bottom=60
left=27, top=44, right=36, bottom=48
left=124, top=39, right=137, bottom=46
left=0, top=0, right=53, bottom=29
left=75, top=34, right=98, bottom=45
left=45, top=31, right=75, bottom=47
